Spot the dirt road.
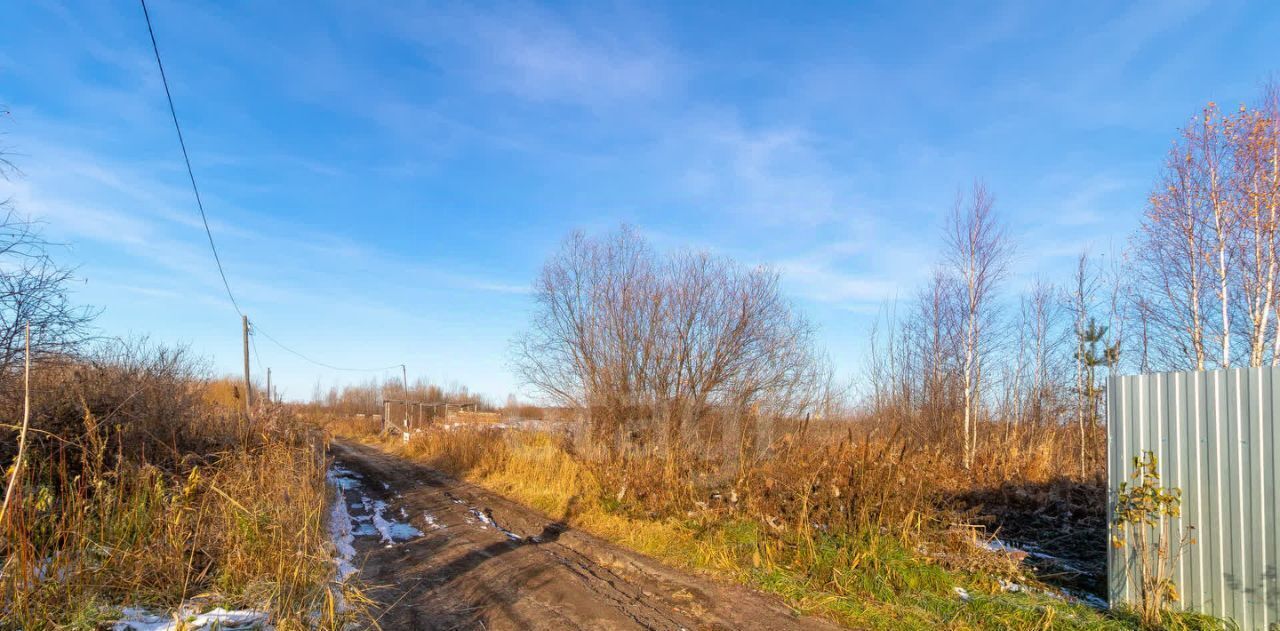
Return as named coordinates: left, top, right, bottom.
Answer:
left=329, top=440, right=844, bottom=631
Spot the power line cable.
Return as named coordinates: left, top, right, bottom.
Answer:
left=141, top=2, right=406, bottom=379
left=253, top=321, right=404, bottom=373
left=140, top=0, right=242, bottom=316
left=249, top=329, right=264, bottom=375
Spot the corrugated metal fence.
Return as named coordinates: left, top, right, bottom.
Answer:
left=1108, top=368, right=1280, bottom=629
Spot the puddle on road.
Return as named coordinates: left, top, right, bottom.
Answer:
left=358, top=495, right=423, bottom=546
left=327, top=463, right=528, bottom=588
left=327, top=463, right=428, bottom=572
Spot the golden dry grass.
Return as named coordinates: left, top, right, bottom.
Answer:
left=1, top=400, right=359, bottom=629
left=323, top=415, right=1225, bottom=631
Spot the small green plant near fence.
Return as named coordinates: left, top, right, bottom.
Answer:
left=1112, top=451, right=1197, bottom=629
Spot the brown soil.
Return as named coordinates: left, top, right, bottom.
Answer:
left=331, top=439, right=846, bottom=630
left=953, top=478, right=1108, bottom=598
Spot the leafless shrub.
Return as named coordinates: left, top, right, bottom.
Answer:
left=0, top=212, right=96, bottom=380
left=0, top=337, right=213, bottom=468
left=513, top=226, right=837, bottom=469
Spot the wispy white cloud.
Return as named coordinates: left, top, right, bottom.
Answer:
left=778, top=258, right=904, bottom=304
left=474, top=12, right=667, bottom=104
left=661, top=114, right=851, bottom=227
left=384, top=2, right=673, bottom=108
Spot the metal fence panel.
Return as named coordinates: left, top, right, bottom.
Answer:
left=1108, top=367, right=1279, bottom=629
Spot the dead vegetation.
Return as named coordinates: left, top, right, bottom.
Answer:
left=0, top=146, right=351, bottom=627
left=324, top=416, right=1138, bottom=629
left=0, top=343, right=354, bottom=629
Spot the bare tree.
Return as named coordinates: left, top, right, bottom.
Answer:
left=1018, top=278, right=1065, bottom=428
left=911, top=267, right=961, bottom=438
left=513, top=227, right=658, bottom=446
left=0, top=214, right=96, bottom=373
left=1229, top=82, right=1280, bottom=366
left=1135, top=139, right=1210, bottom=370
left=1067, top=252, right=1125, bottom=477
left=943, top=181, right=1012, bottom=470
left=1103, top=248, right=1131, bottom=376
left=1190, top=104, right=1236, bottom=367
left=513, top=227, right=832, bottom=463
left=1134, top=84, right=1280, bottom=370
left=0, top=124, right=95, bottom=391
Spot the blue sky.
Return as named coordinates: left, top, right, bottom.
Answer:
left=1, top=1, right=1278, bottom=401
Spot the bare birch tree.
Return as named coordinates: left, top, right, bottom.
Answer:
left=904, top=267, right=961, bottom=438
left=1190, top=105, right=1236, bottom=367
left=943, top=181, right=1012, bottom=470
left=1135, top=139, right=1210, bottom=370
left=1134, top=84, right=1280, bottom=370
left=1229, top=83, right=1280, bottom=366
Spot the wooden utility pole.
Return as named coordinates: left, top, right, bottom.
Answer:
left=400, top=364, right=409, bottom=429
left=266, top=367, right=271, bottom=405
left=242, top=315, right=253, bottom=413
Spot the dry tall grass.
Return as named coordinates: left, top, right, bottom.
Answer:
left=0, top=343, right=354, bottom=630
left=325, top=399, right=1236, bottom=631
left=326, top=414, right=1183, bottom=630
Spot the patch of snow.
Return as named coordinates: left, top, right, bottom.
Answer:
left=1026, top=549, right=1086, bottom=575
left=1050, top=586, right=1108, bottom=610
left=387, top=522, right=424, bottom=540
left=468, top=507, right=522, bottom=542
left=993, top=573, right=1108, bottom=611
left=112, top=606, right=268, bottom=631
left=422, top=512, right=441, bottom=529
left=980, top=537, right=1026, bottom=555
left=997, top=578, right=1023, bottom=593
left=10, top=555, right=71, bottom=584
left=328, top=486, right=359, bottom=582
left=1077, top=592, right=1108, bottom=610
left=953, top=586, right=971, bottom=602
left=976, top=536, right=1088, bottom=573
left=470, top=507, right=495, bottom=528
left=368, top=499, right=394, bottom=545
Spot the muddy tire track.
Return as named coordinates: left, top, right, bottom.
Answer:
left=330, top=439, right=845, bottom=630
